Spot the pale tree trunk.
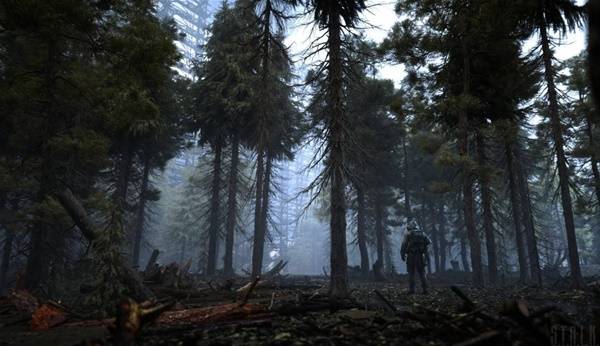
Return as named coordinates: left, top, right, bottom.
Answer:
left=540, top=23, right=584, bottom=288
left=327, top=8, right=349, bottom=297
left=505, top=141, right=529, bottom=282
left=206, top=140, right=223, bottom=276
left=224, top=134, right=240, bottom=276
left=475, top=131, right=498, bottom=284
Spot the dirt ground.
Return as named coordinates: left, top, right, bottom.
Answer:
left=0, top=276, right=598, bottom=345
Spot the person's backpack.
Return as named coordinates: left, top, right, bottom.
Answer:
left=407, top=232, right=429, bottom=254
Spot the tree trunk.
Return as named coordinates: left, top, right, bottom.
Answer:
left=25, top=174, right=51, bottom=291
left=179, top=240, right=186, bottom=264
left=224, top=134, right=240, bottom=276
left=460, top=236, right=470, bottom=272
left=431, top=226, right=440, bottom=273
left=0, top=228, right=14, bottom=294
left=584, top=112, right=600, bottom=265
left=132, top=154, right=151, bottom=268
left=402, top=137, right=412, bottom=217
left=514, top=146, right=542, bottom=286
left=438, top=203, right=447, bottom=272
left=253, top=151, right=273, bottom=276
left=384, top=235, right=394, bottom=274
left=251, top=0, right=271, bottom=278
left=116, top=140, right=134, bottom=208
left=251, top=151, right=265, bottom=277
left=375, top=197, right=384, bottom=267
left=54, top=188, right=155, bottom=301
left=505, top=141, right=529, bottom=282
left=475, top=131, right=498, bottom=284
left=585, top=113, right=600, bottom=207
left=458, top=36, right=483, bottom=287
left=590, top=0, right=600, bottom=109
left=327, top=8, right=349, bottom=298
left=206, top=140, right=223, bottom=276
left=540, top=24, right=584, bottom=288
left=356, top=187, right=370, bottom=277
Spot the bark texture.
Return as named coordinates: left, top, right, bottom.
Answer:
left=476, top=132, right=497, bottom=284
left=224, top=135, right=240, bottom=276
left=206, top=140, right=223, bottom=276
left=327, top=7, right=349, bottom=297
left=540, top=23, right=584, bottom=288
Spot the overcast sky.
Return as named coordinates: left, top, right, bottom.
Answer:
left=285, top=0, right=588, bottom=88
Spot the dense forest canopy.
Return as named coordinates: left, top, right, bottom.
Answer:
left=1, top=0, right=599, bottom=316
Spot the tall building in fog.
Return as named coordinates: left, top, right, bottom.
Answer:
left=156, top=0, right=213, bottom=78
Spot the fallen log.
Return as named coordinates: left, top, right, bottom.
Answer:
left=30, top=303, right=68, bottom=330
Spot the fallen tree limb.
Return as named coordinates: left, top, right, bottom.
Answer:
left=237, top=277, right=261, bottom=304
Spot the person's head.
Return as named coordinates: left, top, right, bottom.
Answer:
left=407, top=220, right=418, bottom=231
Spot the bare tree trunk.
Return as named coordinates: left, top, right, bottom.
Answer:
left=505, top=141, right=529, bottom=283
left=224, top=134, right=240, bottom=276
left=514, top=146, right=542, bottom=286
left=327, top=8, right=349, bottom=297
left=206, top=140, right=223, bottom=276
left=428, top=203, right=440, bottom=273
left=540, top=24, right=584, bottom=288
left=251, top=151, right=265, bottom=277
left=402, top=137, right=412, bottom=217
left=356, top=187, right=370, bottom=277
left=460, top=236, right=470, bottom=272
left=438, top=203, right=447, bottom=272
left=132, top=154, right=151, bottom=268
left=116, top=140, right=134, bottom=209
left=583, top=111, right=600, bottom=265
left=375, top=197, right=384, bottom=266
left=475, top=131, right=498, bottom=284
left=384, top=235, right=394, bottom=274
left=258, top=152, right=273, bottom=274
left=179, top=240, right=186, bottom=264
left=251, top=0, right=272, bottom=278
left=25, top=174, right=51, bottom=291
left=585, top=113, right=600, bottom=208
left=590, top=0, right=600, bottom=109
left=458, top=36, right=483, bottom=287
left=0, top=228, right=14, bottom=294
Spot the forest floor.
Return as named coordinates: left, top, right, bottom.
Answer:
left=0, top=273, right=599, bottom=345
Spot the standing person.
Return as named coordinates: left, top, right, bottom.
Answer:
left=401, top=220, right=431, bottom=294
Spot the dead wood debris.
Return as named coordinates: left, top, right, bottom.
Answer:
left=1, top=275, right=599, bottom=345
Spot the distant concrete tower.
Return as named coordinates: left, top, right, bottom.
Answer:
left=156, top=0, right=213, bottom=78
